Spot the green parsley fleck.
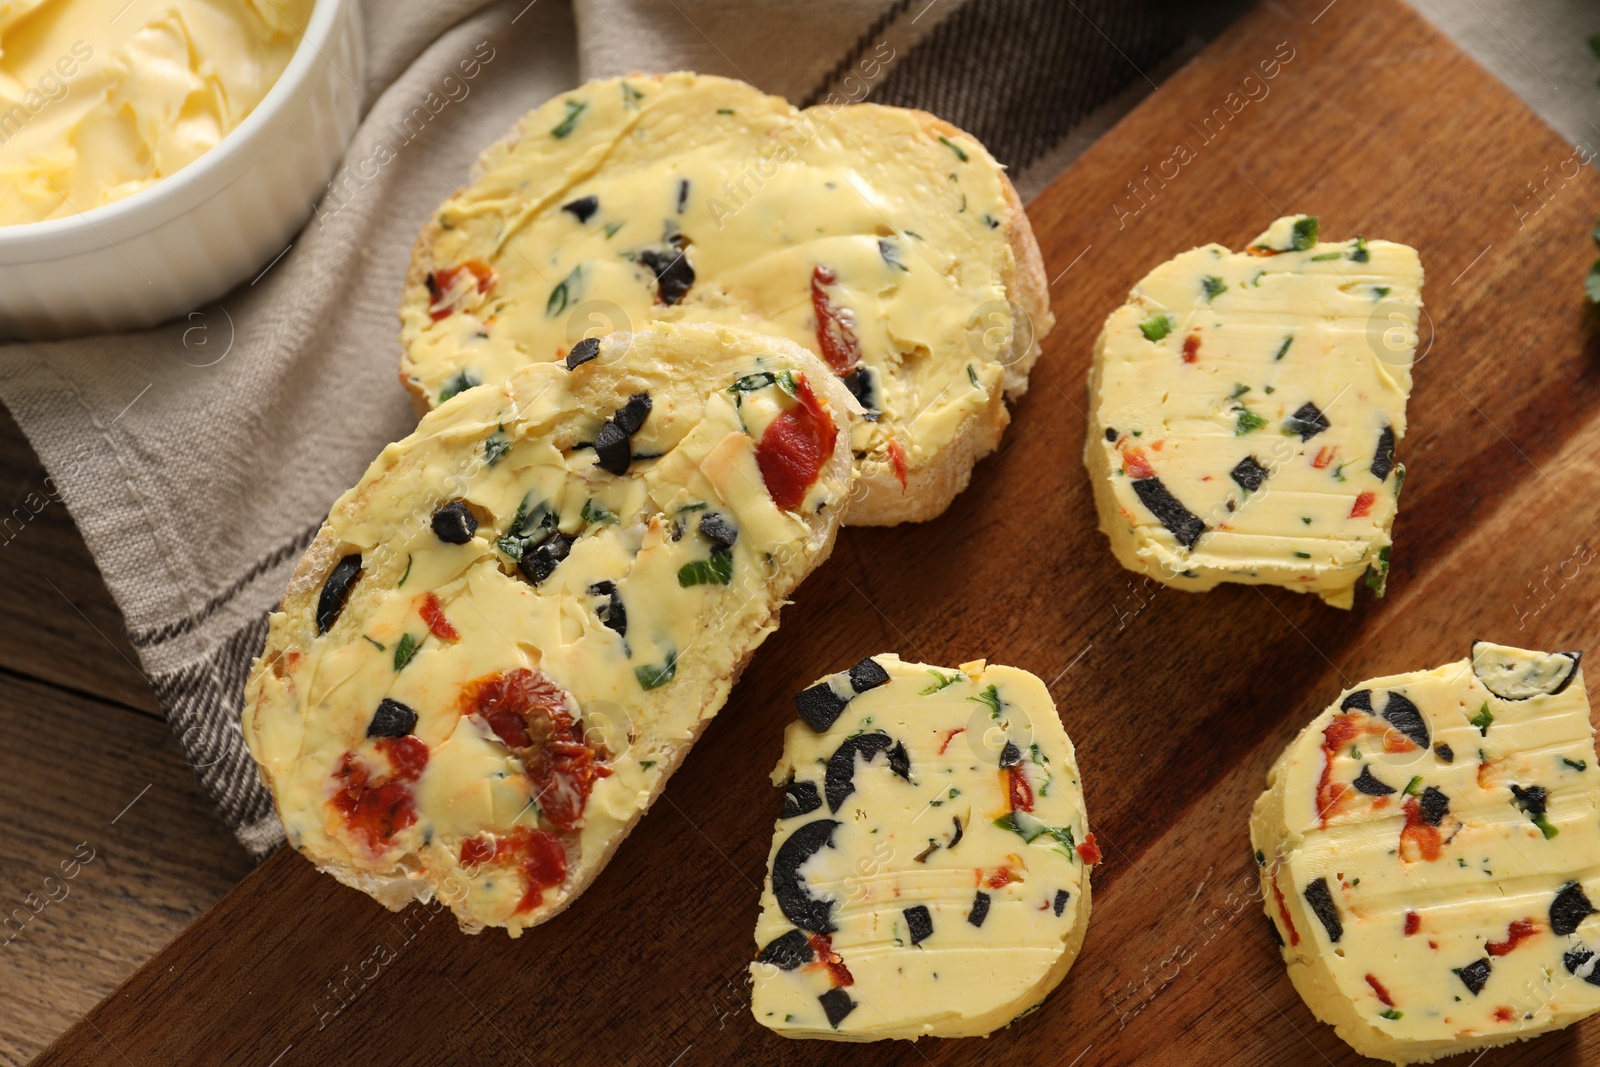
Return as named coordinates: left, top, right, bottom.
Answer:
left=484, top=429, right=511, bottom=467
left=636, top=652, right=678, bottom=690
left=1290, top=216, right=1319, bottom=250
left=640, top=759, right=656, bottom=769
left=439, top=369, right=480, bottom=403
left=580, top=498, right=619, bottom=525
left=1301, top=516, right=1313, bottom=525
left=1380, top=1009, right=1403, bottom=1021
left=393, top=632, right=421, bottom=672
left=1469, top=703, right=1495, bottom=736
left=677, top=547, right=734, bottom=587
left=1272, top=336, right=1293, bottom=361
left=1201, top=275, right=1227, bottom=302
left=621, top=83, right=644, bottom=108
left=1372, top=285, right=1391, bottom=299
left=1236, top=408, right=1268, bottom=435
left=1348, top=236, right=1369, bottom=263
left=603, top=221, right=624, bottom=239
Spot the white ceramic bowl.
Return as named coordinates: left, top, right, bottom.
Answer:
left=0, top=0, right=363, bottom=339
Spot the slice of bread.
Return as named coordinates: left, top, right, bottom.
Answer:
left=400, top=72, right=1053, bottom=526
left=243, top=323, right=859, bottom=936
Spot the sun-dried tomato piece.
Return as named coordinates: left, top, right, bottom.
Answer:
left=1350, top=490, right=1376, bottom=518
left=810, top=265, right=860, bottom=374
left=1076, top=833, right=1102, bottom=865
left=1007, top=764, right=1034, bottom=813
left=417, top=592, right=460, bottom=642
left=427, top=260, right=496, bottom=321
left=756, top=376, right=837, bottom=510
left=886, top=438, right=908, bottom=490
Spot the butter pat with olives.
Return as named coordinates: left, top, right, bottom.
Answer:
left=1084, top=215, right=1423, bottom=608
left=751, top=655, right=1095, bottom=1040
left=1250, top=642, right=1600, bottom=1065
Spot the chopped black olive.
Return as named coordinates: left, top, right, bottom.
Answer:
left=1370, top=424, right=1396, bottom=480
left=842, top=367, right=878, bottom=418
left=795, top=682, right=850, bottom=732
left=1352, top=766, right=1395, bottom=796
left=1550, top=881, right=1597, bottom=936
left=781, top=779, right=822, bottom=819
left=1304, top=876, right=1342, bottom=942
left=1131, top=478, right=1207, bottom=549
left=565, top=336, right=601, bottom=369
left=1382, top=692, right=1429, bottom=749
left=1340, top=689, right=1374, bottom=713
left=1434, top=742, right=1455, bottom=763
left=1510, top=784, right=1548, bottom=816
left=1267, top=914, right=1285, bottom=947
left=1053, top=889, right=1070, bottom=917
left=367, top=698, right=417, bottom=738
left=949, top=816, right=963, bottom=849
left=904, top=904, right=933, bottom=945
left=968, top=890, right=991, bottom=928
left=431, top=500, right=478, bottom=544
left=847, top=657, right=889, bottom=693
left=1230, top=455, right=1270, bottom=493
left=518, top=532, right=573, bottom=584
left=1104, top=427, right=1118, bottom=442
left=613, top=392, right=653, bottom=435
left=638, top=246, right=695, bottom=305
left=999, top=741, right=1023, bottom=768
left=824, top=732, right=911, bottom=812
left=818, top=987, right=856, bottom=1028
left=1565, top=947, right=1600, bottom=986
left=592, top=421, right=632, bottom=474
left=315, top=553, right=362, bottom=634
left=755, top=928, right=813, bottom=970
left=676, top=179, right=690, bottom=213
left=561, top=195, right=598, bottom=223
left=1455, top=958, right=1491, bottom=996
left=772, top=818, right=841, bottom=932
left=697, top=512, right=738, bottom=549
left=1418, top=786, right=1449, bottom=826
left=1285, top=401, right=1330, bottom=441
left=587, top=580, right=626, bottom=637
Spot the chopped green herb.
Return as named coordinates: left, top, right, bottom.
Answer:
left=1293, top=551, right=1311, bottom=559
left=640, top=760, right=657, bottom=769
left=921, top=670, right=962, bottom=695
left=547, top=265, right=583, bottom=316
left=1348, top=236, right=1369, bottom=263
left=1469, top=703, right=1495, bottom=736
left=1310, top=251, right=1341, bottom=262
left=966, top=684, right=1002, bottom=719
left=1264, top=384, right=1276, bottom=394
left=579, top=498, right=618, bottom=525
left=397, top=553, right=413, bottom=587
left=1301, top=517, right=1312, bottom=525
left=1139, top=314, right=1175, bottom=342
left=393, top=632, right=421, bottom=672
left=938, top=135, right=968, bottom=161
left=551, top=99, right=587, bottom=137
left=1332, top=460, right=1355, bottom=483
left=1272, top=336, right=1293, bottom=361
left=1290, top=216, right=1319, bottom=250
left=727, top=370, right=796, bottom=397
left=1372, top=285, right=1391, bottom=299
left=484, top=429, right=511, bottom=467
left=1563, top=758, right=1588, bottom=771
left=715, top=108, right=734, bottom=115
left=439, top=369, right=480, bottom=403
left=1393, top=463, right=1407, bottom=500
left=677, top=547, right=734, bottom=587
left=1364, top=545, right=1391, bottom=597
left=603, top=221, right=625, bottom=239
left=1201, top=275, right=1227, bottom=302
left=1028, top=743, right=1048, bottom=766
left=636, top=652, right=677, bottom=690
left=967, top=364, right=980, bottom=387
left=1403, top=776, right=1423, bottom=796
left=621, top=83, right=644, bottom=108
left=1380, top=1009, right=1403, bottom=1021
left=1532, top=813, right=1560, bottom=840
left=361, top=635, right=386, bottom=652
left=1229, top=382, right=1251, bottom=399
left=1235, top=408, right=1268, bottom=435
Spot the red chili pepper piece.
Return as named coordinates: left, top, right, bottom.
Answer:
left=987, top=867, right=1017, bottom=889
left=886, top=438, right=908, bottom=491
left=1181, top=332, right=1201, bottom=363
left=1316, top=713, right=1363, bottom=826
left=1007, top=764, right=1034, bottom=813
left=810, top=265, right=860, bottom=374
left=1312, top=446, right=1336, bottom=470
left=428, top=259, right=496, bottom=321
left=1076, top=833, right=1102, bottom=865
left=1494, top=1007, right=1515, bottom=1023
left=1119, top=443, right=1155, bottom=480
left=935, top=728, right=965, bottom=755
left=1272, top=876, right=1301, bottom=947
left=1365, top=973, right=1395, bottom=1007
left=756, top=375, right=837, bottom=510
left=1485, top=918, right=1538, bottom=956
left=1399, top=795, right=1443, bottom=862
left=808, top=932, right=854, bottom=987
left=1403, top=911, right=1421, bottom=936
left=417, top=592, right=460, bottom=642
left=1350, top=490, right=1376, bottom=518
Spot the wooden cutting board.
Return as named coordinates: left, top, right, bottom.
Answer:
left=38, top=1, right=1600, bottom=1063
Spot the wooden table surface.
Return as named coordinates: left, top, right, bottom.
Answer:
left=11, top=0, right=1600, bottom=1065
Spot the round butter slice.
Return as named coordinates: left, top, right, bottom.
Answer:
left=400, top=71, right=1053, bottom=527
left=1251, top=643, right=1600, bottom=1064
left=1084, top=214, right=1423, bottom=608
left=751, top=654, right=1096, bottom=1039
left=243, top=323, right=858, bottom=936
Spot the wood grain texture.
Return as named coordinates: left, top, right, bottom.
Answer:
left=0, top=670, right=252, bottom=1066
left=34, top=1, right=1600, bottom=1063
left=0, top=405, right=160, bottom=717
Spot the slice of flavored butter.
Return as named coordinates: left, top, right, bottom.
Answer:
left=1251, top=642, right=1600, bottom=1064
left=1085, top=215, right=1423, bottom=608
left=751, top=654, right=1096, bottom=1039
left=242, top=323, right=858, bottom=936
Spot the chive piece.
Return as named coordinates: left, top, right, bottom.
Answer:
left=1272, top=336, right=1293, bottom=361
left=1139, top=314, right=1174, bottom=342
left=621, top=83, right=644, bottom=108
left=551, top=99, right=587, bottom=137
left=547, top=266, right=583, bottom=316
left=938, top=135, right=968, bottom=161
left=397, top=553, right=413, bottom=587
left=1563, top=758, right=1588, bottom=771
left=1372, top=285, right=1391, bottom=299
left=1469, top=704, right=1495, bottom=736
left=1301, top=517, right=1312, bottom=525
left=1201, top=276, right=1227, bottom=302
left=921, top=670, right=962, bottom=694
left=967, top=364, right=980, bottom=387
left=361, top=635, right=386, bottom=652
left=1310, top=251, right=1341, bottom=262
left=1403, top=776, right=1423, bottom=796
left=1380, top=1009, right=1403, bottom=1021
left=1294, top=551, right=1311, bottom=559
left=1533, top=813, right=1560, bottom=840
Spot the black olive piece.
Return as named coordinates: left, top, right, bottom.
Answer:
left=825, top=732, right=911, bottom=812
left=1455, top=958, right=1492, bottom=996
left=367, top=698, right=418, bottom=738
left=755, top=929, right=814, bottom=970
left=1510, top=784, right=1548, bottom=816
left=1267, top=914, right=1285, bottom=947
left=697, top=512, right=738, bottom=549
left=781, top=780, right=822, bottom=819
left=588, top=581, right=626, bottom=637
left=1435, top=743, right=1455, bottom=763
left=1564, top=948, right=1600, bottom=986
left=431, top=500, right=478, bottom=544
left=948, top=816, right=963, bottom=849
left=315, top=553, right=362, bottom=634
left=1304, top=877, right=1342, bottom=943
left=1131, top=477, right=1207, bottom=549
left=847, top=657, right=889, bottom=693
left=638, top=246, right=695, bottom=305
left=1371, top=423, right=1396, bottom=480
left=565, top=337, right=601, bottom=370
left=561, top=195, right=598, bottom=223
left=1054, top=889, right=1070, bottom=917
left=842, top=367, right=878, bottom=418
left=968, top=891, right=991, bottom=928
left=1104, top=427, right=1117, bottom=442
left=772, top=819, right=840, bottom=932
left=999, top=741, right=1023, bottom=768
left=1286, top=401, right=1330, bottom=441
left=819, top=988, right=856, bottom=1029
left=613, top=392, right=653, bottom=435
left=1382, top=692, right=1429, bottom=749
left=903, top=905, right=933, bottom=946
left=1352, top=766, right=1395, bottom=796
left=518, top=532, right=573, bottom=584
left=1340, top=689, right=1374, bottom=713
left=1418, top=786, right=1449, bottom=826
left=795, top=681, right=850, bottom=732
left=1550, top=882, right=1597, bottom=936
left=1230, top=455, right=1270, bottom=493
left=593, top=421, right=632, bottom=474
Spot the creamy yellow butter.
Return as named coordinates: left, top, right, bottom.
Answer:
left=1251, top=642, right=1600, bottom=1064
left=242, top=323, right=859, bottom=936
left=1085, top=215, right=1423, bottom=608
left=401, top=72, right=1052, bottom=526
left=751, top=655, right=1093, bottom=1039
left=0, top=0, right=310, bottom=224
